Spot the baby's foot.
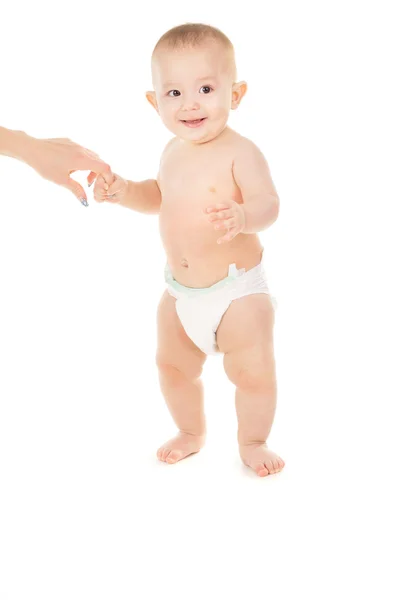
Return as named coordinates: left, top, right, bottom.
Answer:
left=157, top=432, right=206, bottom=465
left=239, top=443, right=285, bottom=477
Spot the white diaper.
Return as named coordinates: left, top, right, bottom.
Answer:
left=165, top=254, right=277, bottom=355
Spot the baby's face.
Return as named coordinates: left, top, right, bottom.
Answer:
left=148, top=44, right=245, bottom=144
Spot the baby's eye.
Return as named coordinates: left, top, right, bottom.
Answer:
left=199, top=86, right=213, bottom=94
left=167, top=90, right=181, bottom=97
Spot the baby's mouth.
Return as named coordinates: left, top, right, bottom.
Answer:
left=181, top=118, right=207, bottom=128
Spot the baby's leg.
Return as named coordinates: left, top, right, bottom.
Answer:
left=156, top=290, right=207, bottom=464
left=216, top=293, right=285, bottom=477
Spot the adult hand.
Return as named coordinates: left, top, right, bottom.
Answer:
left=24, top=137, right=113, bottom=204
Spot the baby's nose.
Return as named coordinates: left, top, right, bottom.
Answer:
left=181, top=99, right=200, bottom=111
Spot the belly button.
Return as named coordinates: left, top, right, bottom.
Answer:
left=181, top=259, right=189, bottom=268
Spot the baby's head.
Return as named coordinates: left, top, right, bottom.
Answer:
left=146, top=23, right=247, bottom=144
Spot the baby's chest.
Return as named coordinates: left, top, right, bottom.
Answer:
left=159, top=154, right=241, bottom=207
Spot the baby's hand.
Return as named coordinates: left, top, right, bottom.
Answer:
left=92, top=172, right=128, bottom=204
left=205, top=200, right=246, bottom=244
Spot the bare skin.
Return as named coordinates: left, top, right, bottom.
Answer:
left=156, top=290, right=207, bottom=464
left=0, top=126, right=112, bottom=202
left=155, top=128, right=284, bottom=476
left=94, top=39, right=284, bottom=477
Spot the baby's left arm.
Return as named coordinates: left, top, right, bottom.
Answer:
left=205, top=139, right=280, bottom=243
left=232, top=139, right=280, bottom=234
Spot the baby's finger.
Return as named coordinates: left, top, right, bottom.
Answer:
left=107, top=180, right=122, bottom=196
left=100, top=168, right=115, bottom=187
left=93, top=175, right=110, bottom=202
left=217, top=228, right=237, bottom=244
left=213, top=217, right=236, bottom=231
left=208, top=209, right=233, bottom=222
left=204, top=202, right=232, bottom=214
left=105, top=195, right=121, bottom=204
left=93, top=174, right=108, bottom=192
left=93, top=189, right=107, bottom=203
left=106, top=176, right=126, bottom=202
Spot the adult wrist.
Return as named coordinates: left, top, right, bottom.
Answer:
left=15, top=131, right=39, bottom=164
left=10, top=130, right=38, bottom=164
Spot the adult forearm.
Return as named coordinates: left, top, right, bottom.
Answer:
left=119, top=179, right=162, bottom=214
left=0, top=127, right=35, bottom=162
left=242, top=194, right=280, bottom=233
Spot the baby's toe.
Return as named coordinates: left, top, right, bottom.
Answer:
left=166, top=450, right=183, bottom=464
left=157, top=447, right=170, bottom=462
left=270, top=459, right=280, bottom=473
left=260, top=458, right=273, bottom=473
left=255, top=463, right=269, bottom=477
left=272, top=457, right=284, bottom=472
left=163, top=448, right=173, bottom=462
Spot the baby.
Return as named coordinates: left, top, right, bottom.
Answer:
left=93, top=23, right=284, bottom=477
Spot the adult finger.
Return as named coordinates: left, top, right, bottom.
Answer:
left=77, top=156, right=113, bottom=182
left=87, top=171, right=98, bottom=187
left=63, top=176, right=88, bottom=204
left=83, top=148, right=101, bottom=159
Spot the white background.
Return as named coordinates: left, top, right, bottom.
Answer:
left=1, top=0, right=397, bottom=598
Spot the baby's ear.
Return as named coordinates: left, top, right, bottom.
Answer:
left=146, top=91, right=159, bottom=113
left=231, top=81, right=248, bottom=110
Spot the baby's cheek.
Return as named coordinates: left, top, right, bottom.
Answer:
left=208, top=96, right=229, bottom=117
left=211, top=105, right=230, bottom=126
left=159, top=106, right=177, bottom=129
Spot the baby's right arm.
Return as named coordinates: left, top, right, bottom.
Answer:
left=92, top=138, right=177, bottom=214
left=93, top=174, right=161, bottom=214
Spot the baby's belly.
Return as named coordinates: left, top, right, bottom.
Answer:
left=159, top=205, right=263, bottom=288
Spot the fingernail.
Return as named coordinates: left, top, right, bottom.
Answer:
left=80, top=198, right=89, bottom=207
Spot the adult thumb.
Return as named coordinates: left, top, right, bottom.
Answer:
left=64, top=177, right=88, bottom=205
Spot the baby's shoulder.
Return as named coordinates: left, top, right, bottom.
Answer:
left=160, top=136, right=179, bottom=159
left=232, top=132, right=264, bottom=156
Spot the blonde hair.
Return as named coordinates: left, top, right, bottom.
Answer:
left=152, top=23, right=237, bottom=80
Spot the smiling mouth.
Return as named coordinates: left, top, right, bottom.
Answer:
left=181, top=118, right=207, bottom=127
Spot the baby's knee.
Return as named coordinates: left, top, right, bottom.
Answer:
left=156, top=355, right=204, bottom=382
left=224, top=351, right=275, bottom=391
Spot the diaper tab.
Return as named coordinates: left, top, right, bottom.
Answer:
left=164, top=263, right=174, bottom=285
left=228, top=263, right=246, bottom=278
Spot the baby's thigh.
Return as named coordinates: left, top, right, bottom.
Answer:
left=216, top=293, right=275, bottom=356
left=156, top=290, right=206, bottom=378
